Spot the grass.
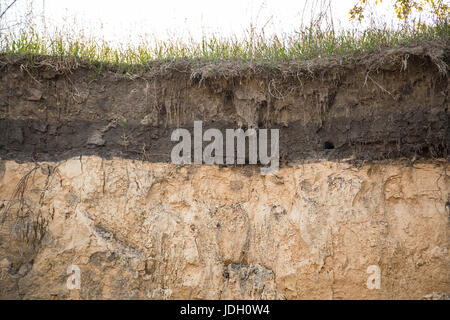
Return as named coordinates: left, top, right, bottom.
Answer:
left=0, top=20, right=449, bottom=72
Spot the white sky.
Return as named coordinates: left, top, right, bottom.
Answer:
left=2, top=0, right=429, bottom=45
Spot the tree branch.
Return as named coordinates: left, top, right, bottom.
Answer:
left=0, top=0, right=18, bottom=20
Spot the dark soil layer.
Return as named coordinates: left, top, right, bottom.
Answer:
left=0, top=40, right=449, bottom=165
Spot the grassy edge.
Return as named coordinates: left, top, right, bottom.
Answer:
left=0, top=21, right=448, bottom=74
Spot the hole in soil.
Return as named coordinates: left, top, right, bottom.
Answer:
left=417, top=145, right=430, bottom=157
left=324, top=141, right=334, bottom=150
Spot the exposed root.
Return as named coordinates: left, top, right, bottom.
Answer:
left=1, top=163, right=57, bottom=249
